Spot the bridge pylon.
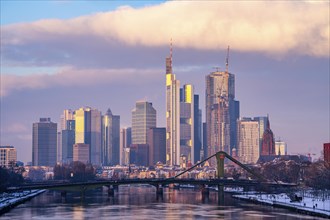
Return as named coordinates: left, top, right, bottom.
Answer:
left=216, top=152, right=226, bottom=179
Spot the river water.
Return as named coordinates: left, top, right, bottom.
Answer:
left=1, top=185, right=322, bottom=219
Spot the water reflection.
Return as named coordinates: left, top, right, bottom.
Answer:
left=1, top=185, right=322, bottom=219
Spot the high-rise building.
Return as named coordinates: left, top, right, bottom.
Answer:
left=202, top=122, right=207, bottom=160
left=32, top=118, right=57, bottom=166
left=147, top=127, right=166, bottom=165
left=254, top=117, right=269, bottom=154
left=75, top=107, right=102, bottom=165
left=62, top=120, right=75, bottom=163
left=132, top=101, right=156, bottom=144
left=206, top=68, right=239, bottom=166
left=129, top=144, right=149, bottom=166
left=58, top=109, right=75, bottom=163
left=260, top=117, right=275, bottom=156
left=120, top=127, right=132, bottom=165
left=73, top=143, right=89, bottom=163
left=102, top=108, right=120, bottom=166
left=0, top=146, right=17, bottom=167
left=275, top=141, right=287, bottom=156
left=166, top=44, right=180, bottom=166
left=237, top=118, right=260, bottom=164
left=180, top=84, right=194, bottom=164
left=194, top=95, right=202, bottom=163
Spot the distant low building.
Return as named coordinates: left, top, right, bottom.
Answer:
left=275, top=141, right=287, bottom=156
left=0, top=146, right=17, bottom=167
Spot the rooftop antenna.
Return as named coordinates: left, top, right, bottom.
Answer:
left=225, top=45, right=230, bottom=74
left=170, top=38, right=173, bottom=64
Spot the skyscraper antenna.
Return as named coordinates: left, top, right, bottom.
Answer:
left=225, top=45, right=230, bottom=74
left=170, top=38, right=173, bottom=63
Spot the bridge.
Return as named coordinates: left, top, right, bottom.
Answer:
left=6, top=151, right=297, bottom=204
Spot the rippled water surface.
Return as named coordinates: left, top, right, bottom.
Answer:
left=1, top=185, right=322, bottom=219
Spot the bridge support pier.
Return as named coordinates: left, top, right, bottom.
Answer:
left=108, top=185, right=115, bottom=197
left=217, top=184, right=225, bottom=206
left=156, top=184, right=163, bottom=195
left=201, top=184, right=209, bottom=201
left=216, top=152, right=225, bottom=179
left=60, top=191, right=67, bottom=197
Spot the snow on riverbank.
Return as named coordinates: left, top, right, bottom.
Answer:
left=233, top=192, right=330, bottom=218
left=0, top=189, right=46, bottom=214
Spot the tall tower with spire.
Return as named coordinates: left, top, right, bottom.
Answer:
left=166, top=40, right=181, bottom=166
left=260, top=117, right=275, bottom=156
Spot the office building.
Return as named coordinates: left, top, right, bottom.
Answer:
left=237, top=118, right=260, bottom=164
left=254, top=117, right=269, bottom=154
left=180, top=84, right=194, bottom=164
left=120, top=127, right=132, bottom=165
left=129, top=144, right=149, bottom=166
left=166, top=44, right=181, bottom=166
left=147, top=127, right=166, bottom=165
left=0, top=146, right=17, bottom=167
left=58, top=109, right=75, bottom=163
left=73, top=143, right=89, bottom=163
left=32, top=118, right=57, bottom=166
left=62, top=120, right=75, bottom=163
left=275, top=141, right=287, bottom=156
left=102, top=108, right=120, bottom=165
left=75, top=107, right=102, bottom=165
left=132, top=101, right=156, bottom=144
left=206, top=71, right=239, bottom=166
left=194, top=95, right=202, bottom=163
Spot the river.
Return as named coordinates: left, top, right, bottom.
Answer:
left=0, top=185, right=323, bottom=219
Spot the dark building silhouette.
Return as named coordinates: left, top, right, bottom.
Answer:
left=61, top=120, right=75, bottom=163
left=32, top=118, right=57, bottom=166
left=260, top=117, right=275, bottom=156
left=147, top=128, right=166, bottom=166
left=194, top=95, right=202, bottom=163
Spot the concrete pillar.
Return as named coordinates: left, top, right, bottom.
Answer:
left=156, top=184, right=163, bottom=195
left=218, top=184, right=225, bottom=206
left=60, top=191, right=67, bottom=197
left=201, top=184, right=209, bottom=201
left=108, top=185, right=115, bottom=197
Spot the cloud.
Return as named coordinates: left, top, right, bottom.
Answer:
left=0, top=67, right=161, bottom=96
left=1, top=122, right=29, bottom=133
left=1, top=1, right=328, bottom=67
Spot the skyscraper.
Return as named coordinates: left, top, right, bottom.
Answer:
left=180, top=84, right=194, bottom=164
left=32, top=118, right=57, bottom=166
left=260, top=117, right=275, bottom=156
left=58, top=109, right=75, bottom=163
left=254, top=116, right=269, bottom=154
left=61, top=120, right=75, bottom=163
left=120, top=127, right=132, bottom=165
left=147, top=127, right=166, bottom=165
left=166, top=43, right=180, bottom=166
left=237, top=118, right=260, bottom=164
left=102, top=108, right=120, bottom=165
left=205, top=49, right=239, bottom=166
left=132, top=101, right=156, bottom=145
left=194, top=94, right=202, bottom=163
left=75, top=107, right=102, bottom=165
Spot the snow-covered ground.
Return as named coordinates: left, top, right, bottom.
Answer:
left=0, top=189, right=46, bottom=212
left=233, top=192, right=330, bottom=217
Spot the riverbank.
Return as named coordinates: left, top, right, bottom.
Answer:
left=0, top=189, right=46, bottom=215
left=232, top=192, right=330, bottom=218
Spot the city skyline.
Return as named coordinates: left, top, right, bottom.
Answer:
left=1, top=1, right=329, bottom=164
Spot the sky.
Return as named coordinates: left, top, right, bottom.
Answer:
left=0, top=1, right=329, bottom=164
